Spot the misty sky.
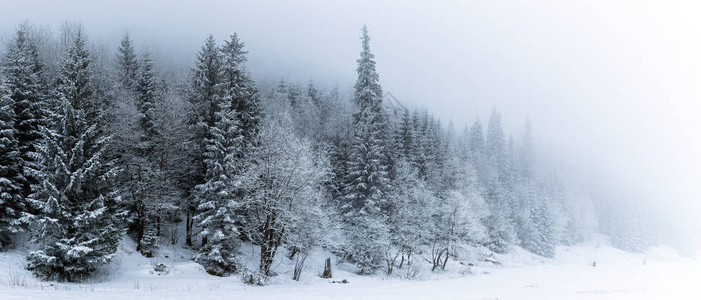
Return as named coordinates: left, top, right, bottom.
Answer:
left=1, top=0, right=700, bottom=227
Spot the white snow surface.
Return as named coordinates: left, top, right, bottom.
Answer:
left=0, top=235, right=699, bottom=299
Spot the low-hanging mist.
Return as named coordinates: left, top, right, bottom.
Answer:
left=0, top=0, right=698, bottom=285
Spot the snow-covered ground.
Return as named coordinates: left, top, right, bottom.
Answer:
left=0, top=235, right=698, bottom=299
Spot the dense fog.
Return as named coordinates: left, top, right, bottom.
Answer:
left=0, top=0, right=698, bottom=283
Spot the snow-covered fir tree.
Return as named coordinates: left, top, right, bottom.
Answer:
left=219, top=33, right=261, bottom=154
left=519, top=119, right=535, bottom=179
left=341, top=26, right=391, bottom=274
left=466, top=120, right=489, bottom=184
left=0, top=74, right=27, bottom=249
left=483, top=109, right=517, bottom=253
left=135, top=52, right=159, bottom=142
left=186, top=35, right=224, bottom=246
left=193, top=100, right=243, bottom=276
left=393, top=110, right=413, bottom=160
left=26, top=31, right=124, bottom=282
left=115, top=33, right=139, bottom=89
left=3, top=27, right=47, bottom=201
left=518, top=180, right=556, bottom=257
left=129, top=51, right=165, bottom=257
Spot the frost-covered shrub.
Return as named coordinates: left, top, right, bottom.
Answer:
left=195, top=242, right=240, bottom=276
left=240, top=269, right=267, bottom=286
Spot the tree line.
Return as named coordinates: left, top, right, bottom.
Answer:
left=0, top=22, right=634, bottom=283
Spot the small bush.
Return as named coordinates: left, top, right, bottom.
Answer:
left=240, top=269, right=267, bottom=286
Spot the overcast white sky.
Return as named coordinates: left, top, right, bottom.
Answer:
left=1, top=0, right=700, bottom=229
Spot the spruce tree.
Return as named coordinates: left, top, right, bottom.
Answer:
left=468, top=120, right=484, bottom=154
left=483, top=109, right=517, bottom=253
left=394, top=110, right=413, bottom=160
left=116, top=33, right=139, bottom=89
left=131, top=51, right=162, bottom=256
left=342, top=26, right=391, bottom=274
left=193, top=101, right=243, bottom=276
left=520, top=181, right=556, bottom=257
left=467, top=120, right=489, bottom=183
left=135, top=52, right=159, bottom=147
left=219, top=33, right=260, bottom=157
left=0, top=75, right=26, bottom=249
left=519, top=119, right=535, bottom=179
left=27, top=31, right=124, bottom=282
left=486, top=109, right=508, bottom=182
left=54, top=31, right=97, bottom=123
left=307, top=81, right=321, bottom=108
left=186, top=35, right=223, bottom=246
left=3, top=27, right=46, bottom=199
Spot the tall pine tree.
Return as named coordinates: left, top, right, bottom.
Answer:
left=186, top=35, right=223, bottom=246
left=483, top=109, right=516, bottom=253
left=131, top=51, right=163, bottom=256
left=3, top=27, right=46, bottom=200
left=220, top=34, right=260, bottom=154
left=0, top=74, right=26, bottom=249
left=115, top=33, right=139, bottom=90
left=135, top=51, right=159, bottom=148
left=27, top=31, right=124, bottom=282
left=193, top=100, right=243, bottom=276
left=342, top=26, right=391, bottom=274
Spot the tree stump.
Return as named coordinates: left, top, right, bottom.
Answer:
left=322, top=257, right=332, bottom=278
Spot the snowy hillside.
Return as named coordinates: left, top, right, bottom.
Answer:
left=1, top=235, right=698, bottom=299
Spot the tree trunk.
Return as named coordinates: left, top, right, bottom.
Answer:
left=185, top=208, right=193, bottom=247
left=386, top=249, right=400, bottom=275
left=134, top=191, right=144, bottom=252
left=431, top=244, right=447, bottom=272
left=259, top=213, right=282, bottom=276
left=259, top=243, right=274, bottom=276
left=441, top=247, right=449, bottom=270
left=288, top=246, right=299, bottom=260
left=322, top=257, right=332, bottom=278
left=136, top=218, right=144, bottom=251
left=292, top=252, right=308, bottom=281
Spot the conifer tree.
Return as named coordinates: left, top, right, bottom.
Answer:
left=193, top=100, right=243, bottom=276
left=130, top=51, right=163, bottom=256
left=3, top=27, right=46, bottom=198
left=513, top=120, right=535, bottom=243
left=519, top=119, right=535, bottom=179
left=186, top=35, right=223, bottom=246
left=0, top=75, right=26, bottom=248
left=486, top=109, right=508, bottom=183
left=219, top=34, right=261, bottom=157
left=116, top=33, right=138, bottom=89
left=342, top=26, right=391, bottom=274
left=54, top=31, right=97, bottom=123
left=468, top=120, right=484, bottom=155
left=135, top=52, right=159, bottom=146
left=483, top=109, right=517, bottom=253
left=396, top=110, right=413, bottom=158
left=27, top=31, right=124, bottom=282
left=307, top=81, right=321, bottom=108
left=520, top=181, right=556, bottom=257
